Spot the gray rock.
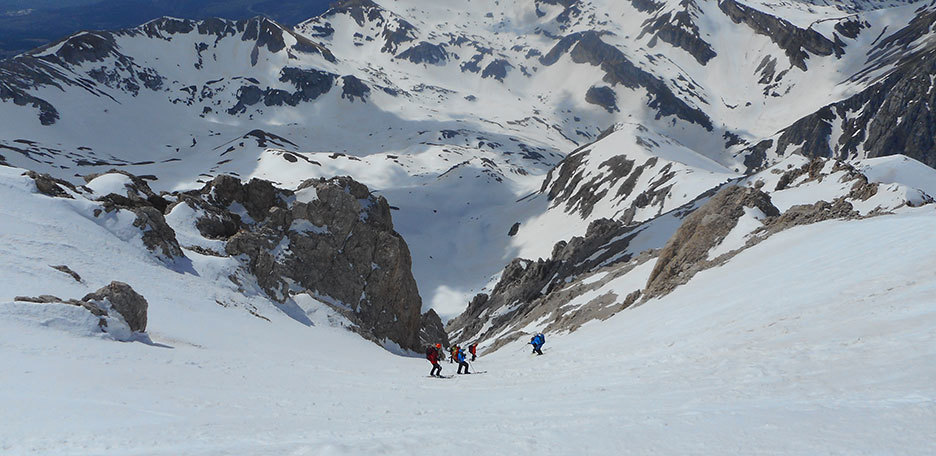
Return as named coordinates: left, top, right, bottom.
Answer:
left=637, top=1, right=717, bottom=65
left=89, top=171, right=183, bottom=260
left=50, top=265, right=82, bottom=282
left=645, top=185, right=779, bottom=298
left=740, top=8, right=936, bottom=171
left=719, top=0, right=841, bottom=71
left=190, top=174, right=434, bottom=351
left=341, top=75, right=371, bottom=102
left=481, top=59, right=512, bottom=81
left=585, top=85, right=618, bottom=113
left=540, top=31, right=713, bottom=130
left=23, top=171, right=75, bottom=198
left=419, top=309, right=449, bottom=347
left=82, top=281, right=149, bottom=332
left=396, top=41, right=448, bottom=65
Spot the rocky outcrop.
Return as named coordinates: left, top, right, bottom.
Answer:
left=757, top=199, right=858, bottom=237
left=175, top=174, right=437, bottom=351
left=446, top=213, right=670, bottom=345
left=228, top=68, right=337, bottom=114
left=637, top=0, right=717, bottom=65
left=82, top=281, right=149, bottom=332
left=341, top=75, right=371, bottom=102
left=540, top=31, right=713, bottom=130
left=23, top=170, right=77, bottom=198
left=585, top=85, right=618, bottom=113
left=742, top=45, right=936, bottom=171
left=419, top=309, right=449, bottom=347
left=15, top=281, right=149, bottom=334
left=645, top=185, right=779, bottom=298
left=396, top=41, right=448, bottom=65
left=86, top=171, right=183, bottom=260
left=481, top=59, right=512, bottom=81
left=719, top=0, right=841, bottom=71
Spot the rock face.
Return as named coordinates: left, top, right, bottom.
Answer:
left=585, top=86, right=618, bottom=113
left=740, top=7, right=936, bottom=171
left=645, top=185, right=779, bottom=298
left=719, top=0, right=841, bottom=71
left=636, top=0, right=717, bottom=65
left=446, top=215, right=666, bottom=346
left=178, top=174, right=440, bottom=351
left=396, top=41, right=448, bottom=65
left=83, top=281, right=149, bottom=332
left=540, top=31, right=713, bottom=131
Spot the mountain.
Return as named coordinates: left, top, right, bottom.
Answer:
left=2, top=0, right=935, bottom=323
left=2, top=0, right=936, bottom=453
left=0, top=0, right=333, bottom=59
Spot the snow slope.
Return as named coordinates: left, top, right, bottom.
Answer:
left=2, top=198, right=934, bottom=454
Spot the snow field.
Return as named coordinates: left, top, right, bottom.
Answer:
left=2, top=163, right=934, bottom=454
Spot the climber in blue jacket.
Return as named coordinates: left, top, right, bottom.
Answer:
left=530, top=333, right=545, bottom=355
left=457, top=347, right=471, bottom=374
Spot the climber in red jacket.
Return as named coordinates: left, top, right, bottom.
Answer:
left=426, top=343, right=443, bottom=377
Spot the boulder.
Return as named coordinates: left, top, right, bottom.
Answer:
left=82, top=281, right=149, bottom=332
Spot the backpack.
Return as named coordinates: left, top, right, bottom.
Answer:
left=426, top=346, right=434, bottom=360
left=538, top=333, right=545, bottom=344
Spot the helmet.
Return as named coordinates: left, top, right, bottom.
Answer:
left=435, top=343, right=441, bottom=348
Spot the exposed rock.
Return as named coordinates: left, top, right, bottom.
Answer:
left=23, top=170, right=76, bottom=198
left=82, top=281, right=149, bottom=332
left=184, top=174, right=433, bottom=351
left=508, top=222, right=521, bottom=236
left=15, top=282, right=149, bottom=334
left=540, top=31, right=712, bottom=130
left=757, top=198, right=858, bottom=237
left=15, top=295, right=64, bottom=304
left=849, top=175, right=879, bottom=201
left=481, top=59, right=512, bottom=81
left=719, top=0, right=841, bottom=71
left=134, top=206, right=186, bottom=259
left=419, top=309, right=449, bottom=347
left=50, top=265, right=82, bottom=282
left=396, top=41, right=448, bottom=65
left=585, top=85, right=618, bottom=113
left=228, top=68, right=336, bottom=114
left=638, top=1, right=717, bottom=65
left=89, top=171, right=183, bottom=260
left=16, top=295, right=108, bottom=318
left=341, top=75, right=371, bottom=102
left=774, top=157, right=826, bottom=191
left=645, top=185, right=779, bottom=298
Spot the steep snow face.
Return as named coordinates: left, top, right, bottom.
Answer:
left=2, top=199, right=935, bottom=454
left=1, top=0, right=934, bottom=319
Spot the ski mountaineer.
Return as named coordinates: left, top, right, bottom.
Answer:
left=469, top=343, right=478, bottom=361
left=426, top=343, right=443, bottom=377
left=449, top=345, right=458, bottom=364
left=530, top=333, right=545, bottom=355
left=456, top=347, right=471, bottom=374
